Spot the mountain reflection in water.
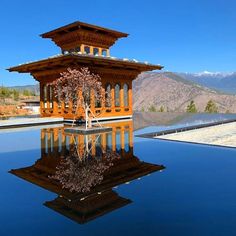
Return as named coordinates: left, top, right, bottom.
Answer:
left=10, top=120, right=164, bottom=224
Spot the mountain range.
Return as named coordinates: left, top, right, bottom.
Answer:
left=133, top=72, right=236, bottom=113
left=176, top=71, right=236, bottom=94
left=9, top=84, right=40, bottom=95
left=7, top=71, right=236, bottom=113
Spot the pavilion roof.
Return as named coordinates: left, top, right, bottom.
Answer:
left=40, top=21, right=129, bottom=50
left=41, top=21, right=128, bottom=39
left=7, top=53, right=163, bottom=73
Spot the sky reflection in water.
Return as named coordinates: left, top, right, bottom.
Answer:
left=0, top=113, right=236, bottom=236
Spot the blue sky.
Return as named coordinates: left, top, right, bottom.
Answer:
left=1, top=0, right=236, bottom=86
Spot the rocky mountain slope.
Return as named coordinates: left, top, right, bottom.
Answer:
left=133, top=72, right=236, bottom=113
left=8, top=84, right=40, bottom=95
left=177, top=71, right=236, bottom=94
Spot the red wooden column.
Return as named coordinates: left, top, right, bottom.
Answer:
left=128, top=81, right=133, bottom=114
left=40, top=83, right=44, bottom=116
left=112, top=128, right=116, bottom=152
left=53, top=87, right=58, bottom=116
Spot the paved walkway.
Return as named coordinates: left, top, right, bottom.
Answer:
left=156, top=122, right=236, bottom=148
left=0, top=117, right=64, bottom=129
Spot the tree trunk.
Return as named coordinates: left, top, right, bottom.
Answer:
left=85, top=105, right=88, bottom=130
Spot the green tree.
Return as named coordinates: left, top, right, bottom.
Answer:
left=0, top=87, right=11, bottom=104
left=204, top=100, right=218, bottom=113
left=0, top=87, right=11, bottom=99
left=186, top=100, right=197, bottom=113
left=141, top=107, right=145, bottom=112
left=148, top=104, right=157, bottom=112
left=158, top=105, right=165, bottom=112
left=13, top=89, right=19, bottom=101
left=23, top=89, right=33, bottom=96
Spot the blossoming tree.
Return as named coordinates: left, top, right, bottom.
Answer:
left=50, top=134, right=120, bottom=193
left=50, top=67, right=106, bottom=129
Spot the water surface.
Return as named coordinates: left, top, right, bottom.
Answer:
left=0, top=114, right=236, bottom=236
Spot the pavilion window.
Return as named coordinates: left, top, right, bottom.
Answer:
left=43, top=85, right=47, bottom=108
left=95, top=97, right=102, bottom=108
left=50, top=130, right=54, bottom=152
left=123, top=83, right=129, bottom=107
left=106, top=133, right=112, bottom=150
left=83, top=89, right=91, bottom=106
left=116, top=130, right=121, bottom=152
left=57, top=85, right=62, bottom=109
left=102, top=49, right=107, bottom=56
left=95, top=135, right=102, bottom=156
left=115, top=83, right=120, bottom=107
left=71, top=90, right=77, bottom=114
left=64, top=99, right=69, bottom=109
left=124, top=130, right=130, bottom=152
left=65, top=136, right=70, bottom=152
left=93, top=89, right=101, bottom=108
left=84, top=46, right=90, bottom=54
left=93, top=47, right=99, bottom=56
left=105, top=83, right=111, bottom=107
left=45, top=133, right=48, bottom=153
left=49, top=85, right=53, bottom=109
left=76, top=46, right=81, bottom=53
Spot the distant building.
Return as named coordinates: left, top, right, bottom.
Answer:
left=8, top=21, right=163, bottom=121
left=21, top=100, right=40, bottom=114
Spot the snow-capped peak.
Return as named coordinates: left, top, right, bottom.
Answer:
left=194, top=71, right=234, bottom=77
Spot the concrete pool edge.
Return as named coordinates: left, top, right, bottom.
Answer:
left=135, top=118, right=236, bottom=138
left=136, top=118, right=236, bottom=150
left=0, top=117, right=64, bottom=129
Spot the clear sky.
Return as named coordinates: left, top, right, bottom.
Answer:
left=1, top=0, right=236, bottom=86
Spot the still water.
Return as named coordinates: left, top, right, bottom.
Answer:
left=0, top=113, right=236, bottom=236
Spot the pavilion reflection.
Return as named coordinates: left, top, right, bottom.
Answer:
left=10, top=120, right=165, bottom=224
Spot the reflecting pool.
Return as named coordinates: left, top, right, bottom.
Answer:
left=0, top=114, right=236, bottom=236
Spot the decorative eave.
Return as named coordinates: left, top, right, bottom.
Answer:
left=7, top=53, right=164, bottom=75
left=40, top=21, right=129, bottom=50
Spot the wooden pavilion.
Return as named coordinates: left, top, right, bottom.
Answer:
left=8, top=21, right=163, bottom=121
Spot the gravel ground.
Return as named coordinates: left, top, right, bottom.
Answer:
left=156, top=122, right=236, bottom=148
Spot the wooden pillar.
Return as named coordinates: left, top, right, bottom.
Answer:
left=53, top=88, right=58, bottom=116
left=91, top=135, right=96, bottom=157
left=68, top=100, right=73, bottom=115
left=90, top=46, right=94, bottom=55
left=90, top=90, right=95, bottom=114
left=53, top=128, right=59, bottom=154
left=78, top=134, right=84, bottom=157
left=129, top=123, right=133, bottom=148
left=40, top=83, right=44, bottom=116
left=99, top=48, right=102, bottom=56
left=121, top=127, right=125, bottom=150
left=81, top=44, right=85, bottom=54
left=61, top=129, right=66, bottom=155
left=46, top=85, right=50, bottom=111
